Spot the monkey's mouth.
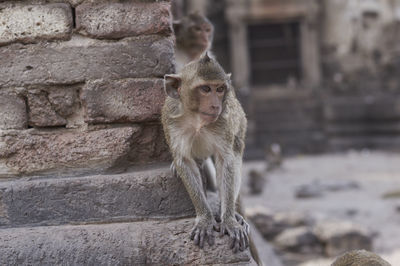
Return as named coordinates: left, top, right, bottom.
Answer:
left=200, top=112, right=219, bottom=118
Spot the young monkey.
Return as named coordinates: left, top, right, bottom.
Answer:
left=173, top=12, right=214, bottom=71
left=161, top=53, right=249, bottom=253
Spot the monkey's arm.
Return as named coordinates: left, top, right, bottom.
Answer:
left=216, top=153, right=249, bottom=253
left=174, top=156, right=217, bottom=248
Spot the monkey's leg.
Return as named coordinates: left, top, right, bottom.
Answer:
left=174, top=157, right=217, bottom=248
left=202, top=157, right=217, bottom=192
left=216, top=154, right=249, bottom=253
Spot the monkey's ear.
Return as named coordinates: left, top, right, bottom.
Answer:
left=164, top=74, right=181, bottom=99
left=173, top=20, right=181, bottom=35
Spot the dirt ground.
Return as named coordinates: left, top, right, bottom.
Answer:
left=242, top=151, right=400, bottom=266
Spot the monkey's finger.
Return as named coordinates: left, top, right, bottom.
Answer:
left=235, top=213, right=243, bottom=225
left=190, top=228, right=197, bottom=240
left=207, top=229, right=215, bottom=246
left=219, top=225, right=225, bottom=237
left=199, top=229, right=206, bottom=249
left=243, top=231, right=249, bottom=249
left=245, top=223, right=250, bottom=235
left=193, top=229, right=200, bottom=246
left=239, top=231, right=245, bottom=251
left=232, top=231, right=240, bottom=253
left=213, top=223, right=220, bottom=232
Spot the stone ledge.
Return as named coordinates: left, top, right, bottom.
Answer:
left=0, top=219, right=255, bottom=265
left=0, top=35, right=174, bottom=87
left=0, top=167, right=193, bottom=227
left=0, top=3, right=72, bottom=45
left=76, top=2, right=172, bottom=39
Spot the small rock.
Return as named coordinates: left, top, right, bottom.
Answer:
left=345, top=209, right=358, bottom=216
left=313, top=221, right=373, bottom=257
left=248, top=169, right=266, bottom=195
left=296, top=184, right=323, bottom=198
left=296, top=180, right=360, bottom=199
left=274, top=226, right=323, bottom=254
left=247, top=207, right=313, bottom=241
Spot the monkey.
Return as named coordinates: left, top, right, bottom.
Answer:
left=173, top=12, right=214, bottom=72
left=265, top=143, right=282, bottom=171
left=161, top=53, right=249, bottom=253
left=332, top=250, right=391, bottom=266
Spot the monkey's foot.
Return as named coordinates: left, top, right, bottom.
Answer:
left=235, top=213, right=250, bottom=235
left=218, top=218, right=249, bottom=253
left=190, top=217, right=218, bottom=248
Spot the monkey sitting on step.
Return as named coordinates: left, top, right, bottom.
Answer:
left=173, top=12, right=214, bottom=72
left=161, top=53, right=249, bottom=253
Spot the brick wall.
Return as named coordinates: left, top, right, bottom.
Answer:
left=0, top=0, right=174, bottom=177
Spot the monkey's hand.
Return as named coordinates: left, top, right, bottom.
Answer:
left=219, top=217, right=249, bottom=253
left=235, top=213, right=250, bottom=235
left=190, top=215, right=218, bottom=248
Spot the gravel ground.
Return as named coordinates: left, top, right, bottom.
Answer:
left=242, top=151, right=400, bottom=265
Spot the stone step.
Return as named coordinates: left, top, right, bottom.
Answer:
left=0, top=218, right=255, bottom=265
left=0, top=166, right=194, bottom=228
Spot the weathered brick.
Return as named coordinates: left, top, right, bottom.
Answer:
left=0, top=3, right=72, bottom=45
left=0, top=127, right=142, bottom=177
left=0, top=91, right=27, bottom=130
left=27, top=86, right=80, bottom=127
left=82, top=79, right=165, bottom=124
left=76, top=2, right=172, bottom=39
left=27, top=90, right=67, bottom=127
left=0, top=35, right=175, bottom=87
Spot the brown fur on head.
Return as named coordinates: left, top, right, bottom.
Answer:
left=174, top=12, right=214, bottom=59
left=164, top=53, right=231, bottom=124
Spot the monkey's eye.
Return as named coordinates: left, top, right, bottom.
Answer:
left=216, top=86, right=225, bottom=93
left=199, top=86, right=211, bottom=93
left=193, top=26, right=202, bottom=32
left=205, top=28, right=211, bottom=33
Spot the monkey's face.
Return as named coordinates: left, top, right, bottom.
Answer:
left=194, top=82, right=226, bottom=124
left=187, top=22, right=213, bottom=51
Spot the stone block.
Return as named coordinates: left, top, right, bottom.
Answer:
left=0, top=126, right=143, bottom=177
left=27, top=86, right=80, bottom=127
left=76, top=2, right=171, bottom=39
left=0, top=3, right=72, bottom=45
left=82, top=78, right=165, bottom=124
left=0, top=35, right=174, bottom=87
left=0, top=167, right=194, bottom=227
left=0, top=91, right=27, bottom=130
left=0, top=219, right=255, bottom=265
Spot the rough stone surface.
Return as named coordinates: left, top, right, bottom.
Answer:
left=0, top=3, right=72, bottom=45
left=313, top=221, right=373, bottom=257
left=0, top=91, right=27, bottom=130
left=126, top=124, right=172, bottom=165
left=0, top=167, right=194, bottom=227
left=27, top=90, right=67, bottom=127
left=27, top=86, right=80, bottom=127
left=0, top=127, right=143, bottom=177
left=76, top=2, right=171, bottom=39
left=0, top=219, right=255, bottom=265
left=82, top=78, right=165, bottom=124
left=0, top=35, right=174, bottom=87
